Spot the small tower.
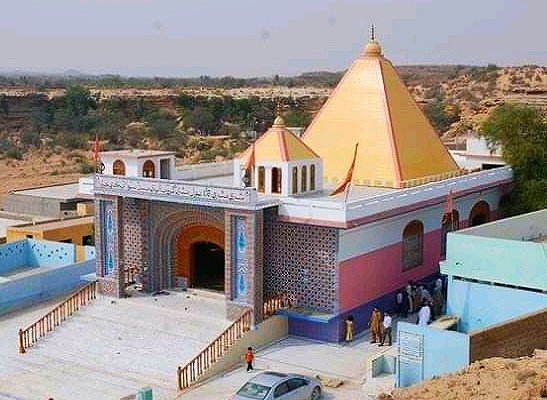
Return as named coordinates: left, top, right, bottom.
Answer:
left=234, top=113, right=323, bottom=196
left=99, top=149, right=176, bottom=179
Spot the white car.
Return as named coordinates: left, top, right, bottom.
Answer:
left=230, top=371, right=322, bottom=400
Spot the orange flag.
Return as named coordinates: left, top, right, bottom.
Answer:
left=330, top=143, right=359, bottom=196
left=243, top=141, right=255, bottom=170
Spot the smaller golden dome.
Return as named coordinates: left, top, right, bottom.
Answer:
left=273, top=115, right=285, bottom=127
left=363, top=40, right=382, bottom=57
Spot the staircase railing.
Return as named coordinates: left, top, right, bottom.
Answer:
left=263, top=293, right=292, bottom=318
left=177, top=308, right=252, bottom=391
left=18, top=280, right=97, bottom=354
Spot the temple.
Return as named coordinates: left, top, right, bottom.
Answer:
left=91, top=30, right=512, bottom=342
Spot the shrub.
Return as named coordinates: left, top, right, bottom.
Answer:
left=6, top=147, right=23, bottom=160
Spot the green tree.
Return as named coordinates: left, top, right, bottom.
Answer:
left=480, top=104, right=547, bottom=215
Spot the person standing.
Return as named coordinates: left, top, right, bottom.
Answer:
left=244, top=347, right=255, bottom=371
left=368, top=307, right=382, bottom=343
left=345, top=315, right=354, bottom=342
left=379, top=311, right=392, bottom=346
left=395, top=290, right=404, bottom=316
left=417, top=300, right=431, bottom=326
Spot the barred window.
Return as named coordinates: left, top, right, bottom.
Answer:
left=271, top=167, right=282, bottom=194
left=258, top=166, right=265, bottom=193
left=310, top=164, right=316, bottom=191
left=292, top=167, right=298, bottom=194
left=301, top=166, right=307, bottom=192
left=402, top=220, right=424, bottom=270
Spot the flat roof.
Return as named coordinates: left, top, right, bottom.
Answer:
left=100, top=149, right=175, bottom=159
left=186, top=173, right=398, bottom=204
left=0, top=214, right=54, bottom=238
left=9, top=216, right=94, bottom=232
left=458, top=209, right=547, bottom=241
left=9, top=183, right=84, bottom=201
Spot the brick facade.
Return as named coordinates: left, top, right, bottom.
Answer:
left=263, top=208, right=338, bottom=313
left=469, top=307, right=547, bottom=362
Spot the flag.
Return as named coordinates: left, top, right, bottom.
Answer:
left=243, top=140, right=255, bottom=171
left=330, top=143, right=359, bottom=196
left=441, top=189, right=458, bottom=229
left=92, top=134, right=100, bottom=163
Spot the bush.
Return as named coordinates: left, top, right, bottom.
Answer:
left=80, top=161, right=96, bottom=174
left=6, top=147, right=23, bottom=160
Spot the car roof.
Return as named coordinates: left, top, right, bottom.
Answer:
left=248, top=371, right=289, bottom=386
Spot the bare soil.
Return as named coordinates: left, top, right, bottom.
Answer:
left=379, top=352, right=547, bottom=400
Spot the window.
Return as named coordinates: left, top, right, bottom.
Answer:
left=310, top=164, right=316, bottom=191
left=26, top=234, right=33, bottom=239
left=258, top=167, right=265, bottom=193
left=236, top=382, right=271, bottom=399
left=292, top=167, right=298, bottom=194
left=244, top=168, right=252, bottom=187
left=301, top=166, right=307, bottom=192
left=440, top=210, right=459, bottom=259
left=112, top=160, right=126, bottom=175
left=273, top=382, right=290, bottom=398
left=60, top=238, right=73, bottom=244
left=469, top=201, right=490, bottom=227
left=271, top=167, right=282, bottom=194
left=287, top=378, right=307, bottom=390
left=142, top=160, right=155, bottom=178
left=402, top=220, right=424, bottom=270
left=82, top=234, right=94, bottom=246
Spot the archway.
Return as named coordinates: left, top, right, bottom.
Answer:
left=174, top=224, right=224, bottom=291
left=469, top=201, right=490, bottom=227
left=142, top=160, right=155, bottom=178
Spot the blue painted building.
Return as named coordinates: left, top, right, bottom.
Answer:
left=0, top=239, right=96, bottom=315
left=397, top=209, right=547, bottom=387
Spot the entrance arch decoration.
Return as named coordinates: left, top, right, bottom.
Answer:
left=149, top=207, right=225, bottom=293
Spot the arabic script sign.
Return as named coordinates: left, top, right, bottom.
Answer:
left=94, top=175, right=254, bottom=205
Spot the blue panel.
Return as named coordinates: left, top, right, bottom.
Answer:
left=0, top=240, right=28, bottom=273
left=0, top=259, right=95, bottom=315
left=103, top=201, right=115, bottom=276
left=27, top=239, right=75, bottom=267
left=84, top=246, right=96, bottom=261
left=396, top=322, right=469, bottom=387
left=446, top=278, right=547, bottom=333
left=233, top=216, right=248, bottom=302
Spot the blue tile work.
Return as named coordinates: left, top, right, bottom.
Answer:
left=263, top=208, right=338, bottom=313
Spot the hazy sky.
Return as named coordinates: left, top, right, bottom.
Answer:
left=0, top=0, right=545, bottom=77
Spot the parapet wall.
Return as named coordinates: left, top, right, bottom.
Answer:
left=469, top=307, right=547, bottom=362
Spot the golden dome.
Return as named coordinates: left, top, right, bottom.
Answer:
left=273, top=115, right=286, bottom=127
left=363, top=40, right=382, bottom=57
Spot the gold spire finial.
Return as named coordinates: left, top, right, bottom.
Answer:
left=273, top=100, right=285, bottom=127
left=362, top=23, right=382, bottom=57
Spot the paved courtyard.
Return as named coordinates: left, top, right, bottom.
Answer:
left=0, top=290, right=397, bottom=400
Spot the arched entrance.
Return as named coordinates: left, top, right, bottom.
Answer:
left=191, top=242, right=225, bottom=290
left=469, top=201, right=490, bottom=227
left=174, top=225, right=225, bottom=291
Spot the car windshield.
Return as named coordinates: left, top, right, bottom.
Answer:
left=236, top=382, right=271, bottom=399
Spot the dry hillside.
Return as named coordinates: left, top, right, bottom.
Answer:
left=378, top=350, right=547, bottom=400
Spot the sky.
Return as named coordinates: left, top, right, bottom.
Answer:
left=0, top=0, right=546, bottom=77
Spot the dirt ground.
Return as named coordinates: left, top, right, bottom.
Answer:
left=0, top=149, right=84, bottom=205
left=378, top=351, right=547, bottom=400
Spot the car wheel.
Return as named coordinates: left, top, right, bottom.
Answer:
left=310, top=386, right=321, bottom=400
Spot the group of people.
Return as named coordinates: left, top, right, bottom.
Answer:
left=395, top=278, right=445, bottom=323
left=344, top=307, right=393, bottom=346
left=343, top=277, right=447, bottom=346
